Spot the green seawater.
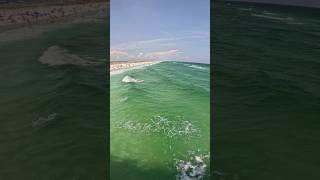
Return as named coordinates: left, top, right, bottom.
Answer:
left=0, top=20, right=108, bottom=179
left=110, top=61, right=210, bottom=180
left=213, top=2, right=320, bottom=180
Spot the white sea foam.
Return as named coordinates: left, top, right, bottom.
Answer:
left=251, top=13, right=304, bottom=25
left=252, top=13, right=293, bottom=21
left=32, top=113, right=57, bottom=127
left=121, top=75, right=144, bottom=83
left=188, top=65, right=206, bottom=70
left=38, top=46, right=98, bottom=66
left=175, top=151, right=210, bottom=180
left=119, top=97, right=128, bottom=102
left=116, top=115, right=199, bottom=139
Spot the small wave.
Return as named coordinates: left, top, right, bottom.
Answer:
left=121, top=75, right=144, bottom=83
left=32, top=113, right=57, bottom=127
left=262, top=11, right=277, bottom=16
left=38, top=46, right=99, bottom=66
left=175, top=151, right=210, bottom=180
left=119, top=97, right=128, bottom=102
left=189, top=65, right=206, bottom=70
left=286, top=22, right=305, bottom=25
left=115, top=115, right=199, bottom=139
left=238, top=7, right=252, bottom=11
left=251, top=13, right=305, bottom=25
left=252, top=13, right=293, bottom=21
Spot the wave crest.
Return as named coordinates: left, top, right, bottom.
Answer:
left=121, top=75, right=144, bottom=83
left=188, top=65, right=206, bottom=70
left=32, top=113, right=57, bottom=127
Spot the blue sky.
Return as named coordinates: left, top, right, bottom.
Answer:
left=111, top=0, right=210, bottom=64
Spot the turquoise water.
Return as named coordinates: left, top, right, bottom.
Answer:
left=0, top=20, right=108, bottom=179
left=213, top=2, right=320, bottom=179
left=110, top=61, right=210, bottom=180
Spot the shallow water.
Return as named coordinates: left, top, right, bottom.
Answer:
left=213, top=2, right=320, bottom=180
left=0, top=20, right=108, bottom=179
left=110, top=61, right=210, bottom=180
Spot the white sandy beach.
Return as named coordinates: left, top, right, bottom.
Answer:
left=110, top=61, right=162, bottom=75
left=0, top=1, right=108, bottom=42
left=0, top=1, right=108, bottom=30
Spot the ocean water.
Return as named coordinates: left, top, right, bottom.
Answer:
left=213, top=2, right=320, bottom=180
left=0, top=19, right=108, bottom=179
left=110, top=61, right=210, bottom=180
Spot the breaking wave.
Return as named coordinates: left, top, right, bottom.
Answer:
left=188, top=65, right=206, bottom=70
left=175, top=150, right=210, bottom=180
left=121, top=75, right=144, bottom=83
left=38, top=46, right=100, bottom=66
left=119, top=96, right=128, bottom=102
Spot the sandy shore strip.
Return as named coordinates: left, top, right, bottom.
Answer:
left=0, top=1, right=108, bottom=42
left=0, top=1, right=108, bottom=33
left=110, top=61, right=162, bottom=75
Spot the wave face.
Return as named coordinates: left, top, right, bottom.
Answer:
left=213, top=2, right=320, bottom=180
left=110, top=61, right=210, bottom=179
left=0, top=20, right=108, bottom=179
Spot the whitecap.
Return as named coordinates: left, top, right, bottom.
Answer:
left=121, top=75, right=144, bottom=83
left=32, top=113, right=57, bottom=127
left=119, top=97, right=128, bottom=102
left=175, top=152, right=210, bottom=180
left=189, top=65, right=206, bottom=70
left=38, top=46, right=99, bottom=66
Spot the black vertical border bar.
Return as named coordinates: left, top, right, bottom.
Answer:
left=210, top=0, right=214, bottom=179
left=106, top=0, right=110, bottom=179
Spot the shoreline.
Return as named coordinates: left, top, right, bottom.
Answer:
left=0, top=1, right=108, bottom=34
left=0, top=2, right=108, bottom=43
left=110, top=61, right=162, bottom=76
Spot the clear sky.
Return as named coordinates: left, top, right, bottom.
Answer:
left=111, top=0, right=210, bottom=64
